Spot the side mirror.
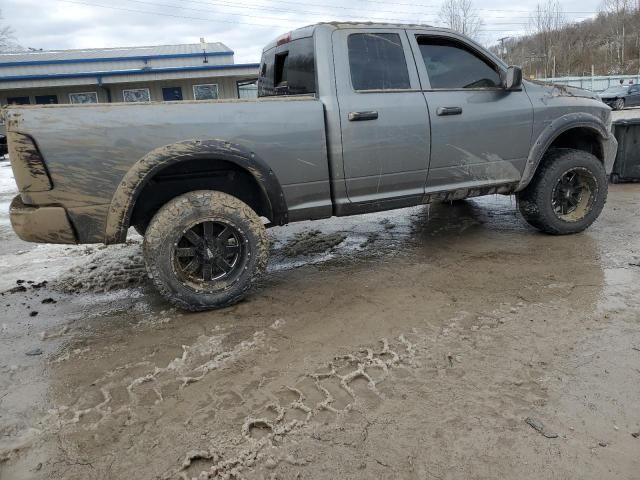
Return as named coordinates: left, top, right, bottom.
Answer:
left=504, top=66, right=523, bottom=90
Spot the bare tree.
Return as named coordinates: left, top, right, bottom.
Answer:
left=438, top=0, right=483, bottom=39
left=528, top=0, right=566, bottom=77
left=0, top=10, right=16, bottom=52
left=601, top=0, right=632, bottom=69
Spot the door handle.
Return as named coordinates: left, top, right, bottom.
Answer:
left=348, top=111, right=379, bottom=121
left=436, top=106, right=463, bottom=116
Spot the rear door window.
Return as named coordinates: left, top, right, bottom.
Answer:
left=416, top=36, right=501, bottom=89
left=347, top=33, right=411, bottom=91
left=258, top=37, right=316, bottom=96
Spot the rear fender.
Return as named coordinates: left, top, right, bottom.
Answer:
left=104, top=139, right=287, bottom=244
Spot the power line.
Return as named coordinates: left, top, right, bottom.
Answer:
left=53, top=0, right=584, bottom=36
left=55, top=0, right=291, bottom=27
left=132, top=0, right=597, bottom=28
left=54, top=0, right=532, bottom=29
left=114, top=0, right=440, bottom=24
left=99, top=0, right=565, bottom=26
left=316, top=0, right=601, bottom=15
left=180, top=0, right=597, bottom=22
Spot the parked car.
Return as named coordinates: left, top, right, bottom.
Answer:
left=4, top=22, right=618, bottom=310
left=600, top=84, right=640, bottom=110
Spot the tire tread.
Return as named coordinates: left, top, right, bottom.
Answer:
left=143, top=191, right=268, bottom=311
left=517, top=148, right=607, bottom=235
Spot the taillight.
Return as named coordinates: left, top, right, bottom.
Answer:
left=276, top=32, right=291, bottom=46
left=8, top=132, right=53, bottom=192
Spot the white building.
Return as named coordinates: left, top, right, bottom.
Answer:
left=0, top=41, right=259, bottom=105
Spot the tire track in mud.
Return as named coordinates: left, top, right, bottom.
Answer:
left=33, top=302, right=548, bottom=479
left=172, top=335, right=419, bottom=480
left=43, top=331, right=267, bottom=431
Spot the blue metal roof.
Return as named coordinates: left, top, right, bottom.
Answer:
left=0, top=51, right=233, bottom=68
left=0, top=63, right=260, bottom=83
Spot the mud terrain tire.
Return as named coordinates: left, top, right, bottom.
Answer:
left=614, top=98, right=625, bottom=110
left=143, top=190, right=269, bottom=311
left=517, top=148, right=607, bottom=235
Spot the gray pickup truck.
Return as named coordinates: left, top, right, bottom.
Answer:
left=5, top=23, right=617, bottom=310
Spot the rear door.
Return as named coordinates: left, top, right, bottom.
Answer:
left=407, top=31, right=533, bottom=191
left=333, top=28, right=431, bottom=203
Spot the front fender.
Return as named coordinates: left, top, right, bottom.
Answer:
left=517, top=112, right=612, bottom=191
left=104, top=139, right=287, bottom=244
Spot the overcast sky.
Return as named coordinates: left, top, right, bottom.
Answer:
left=2, top=0, right=604, bottom=63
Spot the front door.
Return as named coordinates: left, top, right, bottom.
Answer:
left=333, top=28, right=431, bottom=203
left=407, top=31, right=533, bottom=191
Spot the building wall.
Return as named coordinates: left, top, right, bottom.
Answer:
left=0, top=76, right=253, bottom=105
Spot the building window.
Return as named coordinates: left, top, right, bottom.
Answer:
left=35, top=95, right=58, bottom=104
left=193, top=84, right=219, bottom=100
left=7, top=96, right=31, bottom=105
left=237, top=80, right=258, bottom=99
left=123, top=88, right=151, bottom=103
left=69, top=92, right=99, bottom=104
left=162, top=87, right=183, bottom=101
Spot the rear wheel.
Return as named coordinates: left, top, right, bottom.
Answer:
left=614, top=98, right=625, bottom=110
left=517, top=148, right=607, bottom=235
left=143, top=190, right=269, bottom=311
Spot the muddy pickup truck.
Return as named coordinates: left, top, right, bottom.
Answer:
left=5, top=23, right=617, bottom=310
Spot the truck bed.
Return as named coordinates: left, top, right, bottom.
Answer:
left=5, top=97, right=331, bottom=242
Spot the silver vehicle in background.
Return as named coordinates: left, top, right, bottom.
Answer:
left=599, top=84, right=640, bottom=110
left=4, top=23, right=617, bottom=310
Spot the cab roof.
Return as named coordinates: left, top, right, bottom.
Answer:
left=262, top=22, right=442, bottom=52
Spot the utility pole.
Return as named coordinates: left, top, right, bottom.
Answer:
left=526, top=53, right=547, bottom=79
left=497, top=36, right=511, bottom=61
left=622, top=24, right=625, bottom=64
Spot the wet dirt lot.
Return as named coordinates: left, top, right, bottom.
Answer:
left=1, top=142, right=640, bottom=478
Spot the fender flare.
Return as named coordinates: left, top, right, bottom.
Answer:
left=104, top=139, right=288, bottom=244
left=517, top=112, right=609, bottom=191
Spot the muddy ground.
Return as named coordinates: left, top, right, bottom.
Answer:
left=1, top=117, right=640, bottom=479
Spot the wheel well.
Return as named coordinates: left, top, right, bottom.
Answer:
left=548, top=127, right=604, bottom=162
left=130, top=158, right=272, bottom=232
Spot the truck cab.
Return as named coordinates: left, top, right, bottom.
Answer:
left=257, top=23, right=615, bottom=216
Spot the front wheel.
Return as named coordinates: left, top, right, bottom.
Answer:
left=614, top=98, right=625, bottom=110
left=143, top=190, right=269, bottom=311
left=517, top=148, right=607, bottom=235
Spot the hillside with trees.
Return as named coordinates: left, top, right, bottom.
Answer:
left=490, top=0, right=640, bottom=78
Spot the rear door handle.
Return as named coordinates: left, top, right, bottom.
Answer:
left=348, top=111, right=379, bottom=121
left=436, top=106, right=463, bottom=116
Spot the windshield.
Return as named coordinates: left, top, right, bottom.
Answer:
left=602, top=86, right=628, bottom=95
